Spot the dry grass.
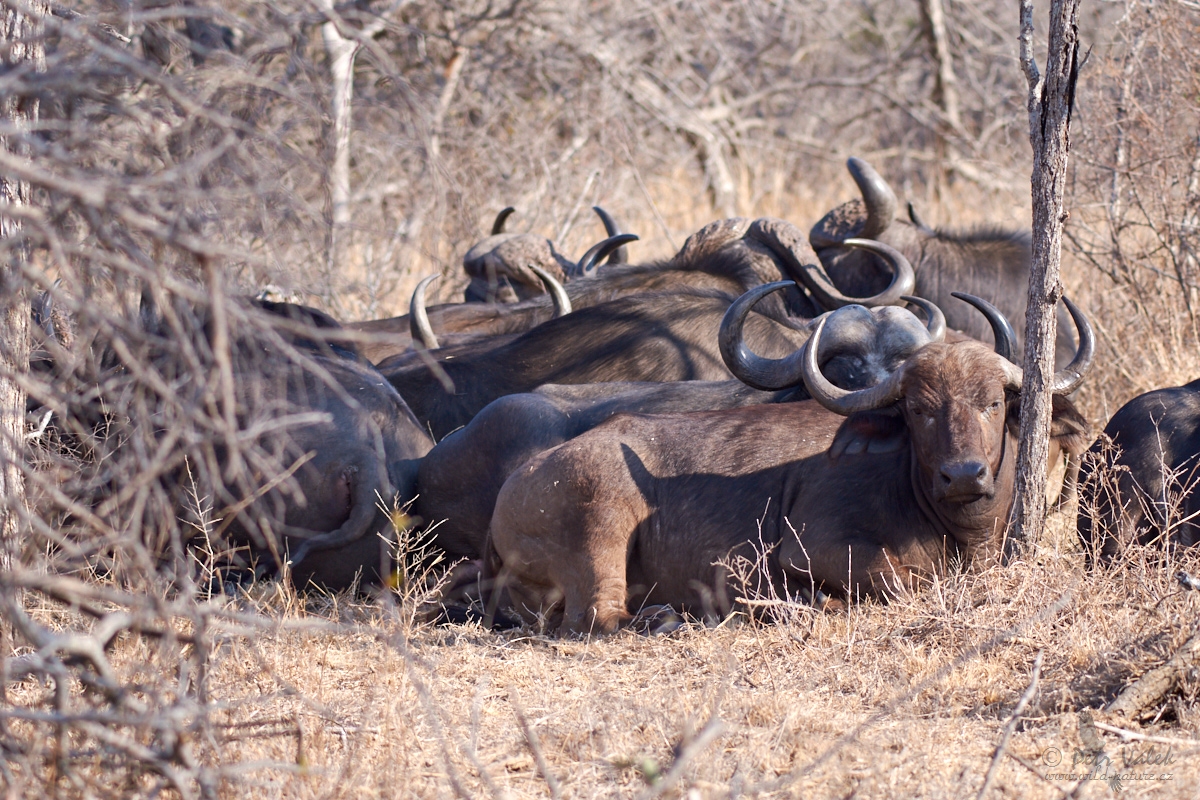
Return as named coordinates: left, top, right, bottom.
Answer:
left=10, top=515, right=1200, bottom=799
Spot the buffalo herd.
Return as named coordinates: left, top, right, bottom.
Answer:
left=31, top=158, right=1199, bottom=634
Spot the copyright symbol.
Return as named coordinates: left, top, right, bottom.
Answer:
left=1042, top=747, right=1062, bottom=766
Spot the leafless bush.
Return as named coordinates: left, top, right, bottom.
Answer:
left=1066, top=0, right=1200, bottom=414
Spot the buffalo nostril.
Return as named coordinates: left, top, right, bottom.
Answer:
left=940, top=461, right=989, bottom=492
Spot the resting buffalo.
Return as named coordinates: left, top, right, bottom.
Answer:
left=810, top=157, right=1075, bottom=367
left=462, top=205, right=631, bottom=303
left=349, top=216, right=913, bottom=359
left=224, top=349, right=433, bottom=590
left=348, top=232, right=628, bottom=362
left=381, top=239, right=913, bottom=440
left=484, top=295, right=1093, bottom=634
left=416, top=287, right=946, bottom=558
left=1077, top=380, right=1200, bottom=561
left=31, top=290, right=432, bottom=592
left=211, top=301, right=434, bottom=589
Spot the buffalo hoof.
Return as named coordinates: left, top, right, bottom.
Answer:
left=430, top=602, right=523, bottom=630
left=812, top=589, right=846, bottom=613
left=630, top=604, right=686, bottom=636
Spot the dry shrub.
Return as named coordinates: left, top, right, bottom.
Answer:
left=1065, top=0, right=1200, bottom=421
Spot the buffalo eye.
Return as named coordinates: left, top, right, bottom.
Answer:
left=908, top=400, right=934, bottom=422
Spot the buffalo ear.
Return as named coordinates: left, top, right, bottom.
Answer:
left=1004, top=394, right=1092, bottom=455
left=1005, top=394, right=1021, bottom=439
left=829, top=409, right=907, bottom=461
left=1050, top=394, right=1092, bottom=455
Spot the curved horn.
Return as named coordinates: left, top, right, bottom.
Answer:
left=801, top=315, right=906, bottom=416
left=1050, top=296, right=1095, bottom=395
left=576, top=233, right=639, bottom=277
left=951, top=292, right=1018, bottom=363
left=792, top=238, right=916, bottom=309
left=285, top=458, right=391, bottom=567
left=409, top=274, right=440, bottom=350
left=847, top=157, right=898, bottom=239
left=528, top=264, right=572, bottom=317
left=719, top=281, right=808, bottom=390
left=491, top=206, right=515, bottom=235
left=900, top=295, right=946, bottom=343
left=592, top=206, right=627, bottom=264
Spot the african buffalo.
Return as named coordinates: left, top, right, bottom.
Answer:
left=484, top=295, right=1093, bottom=634
left=462, top=206, right=632, bottom=303
left=1077, top=380, right=1200, bottom=561
left=31, top=290, right=432, bottom=592
left=224, top=348, right=433, bottom=591
left=407, top=263, right=571, bottom=351
left=810, top=158, right=1075, bottom=367
left=207, top=301, right=434, bottom=589
left=380, top=239, right=913, bottom=440
left=416, top=287, right=946, bottom=558
left=349, top=216, right=914, bottom=359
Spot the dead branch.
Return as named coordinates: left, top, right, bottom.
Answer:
left=1107, top=631, right=1200, bottom=718
left=977, top=649, right=1043, bottom=800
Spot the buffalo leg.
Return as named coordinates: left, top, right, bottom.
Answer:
left=490, top=450, right=642, bottom=636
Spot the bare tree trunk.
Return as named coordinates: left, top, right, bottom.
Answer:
left=1, top=0, right=46, bottom=657
left=318, top=5, right=389, bottom=276
left=919, top=0, right=962, bottom=188
left=1009, top=0, right=1081, bottom=544
left=322, top=16, right=357, bottom=232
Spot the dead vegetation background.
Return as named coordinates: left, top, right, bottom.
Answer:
left=2, top=0, right=1200, bottom=797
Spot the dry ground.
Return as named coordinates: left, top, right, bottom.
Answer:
left=9, top=512, right=1200, bottom=799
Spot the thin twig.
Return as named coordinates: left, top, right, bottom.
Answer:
left=634, top=717, right=727, bottom=800
left=1091, top=721, right=1200, bottom=748
left=509, top=684, right=562, bottom=800
left=977, top=649, right=1043, bottom=800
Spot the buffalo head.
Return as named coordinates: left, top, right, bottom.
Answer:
left=718, top=241, right=934, bottom=392
left=463, top=206, right=637, bottom=303
left=802, top=292, right=1095, bottom=551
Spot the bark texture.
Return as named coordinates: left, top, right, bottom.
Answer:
left=1010, top=0, right=1081, bottom=544
left=1, top=0, right=46, bottom=656
left=1107, top=632, right=1200, bottom=718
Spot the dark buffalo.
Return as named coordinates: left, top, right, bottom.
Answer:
left=810, top=158, right=1075, bottom=367
left=224, top=349, right=433, bottom=590
left=348, top=232, right=627, bottom=362
left=462, top=206, right=632, bottom=303
left=210, top=301, right=434, bottom=589
left=348, top=216, right=914, bottom=359
left=1077, top=380, right=1200, bottom=561
left=416, top=288, right=947, bottom=558
left=407, top=264, right=572, bottom=352
left=381, top=239, right=914, bottom=440
left=379, top=289, right=804, bottom=440
left=32, top=290, right=432, bottom=592
left=483, top=295, right=1093, bottom=634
